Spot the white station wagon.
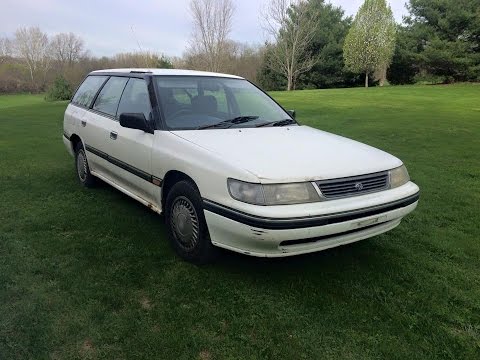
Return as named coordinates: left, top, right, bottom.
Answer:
left=63, top=68, right=419, bottom=263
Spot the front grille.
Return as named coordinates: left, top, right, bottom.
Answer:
left=316, top=172, right=389, bottom=199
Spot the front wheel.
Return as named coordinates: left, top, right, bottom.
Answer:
left=165, top=180, right=217, bottom=264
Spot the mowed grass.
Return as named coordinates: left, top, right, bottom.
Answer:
left=1, top=84, right=479, bottom=359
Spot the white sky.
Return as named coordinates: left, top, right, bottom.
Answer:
left=0, top=0, right=409, bottom=57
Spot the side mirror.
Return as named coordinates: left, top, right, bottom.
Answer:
left=287, top=110, right=296, bottom=120
left=119, top=113, right=152, bottom=133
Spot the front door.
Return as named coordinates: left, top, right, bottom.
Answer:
left=108, top=78, right=156, bottom=204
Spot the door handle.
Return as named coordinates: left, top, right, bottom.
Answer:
left=81, top=120, right=87, bottom=127
left=110, top=131, right=118, bottom=140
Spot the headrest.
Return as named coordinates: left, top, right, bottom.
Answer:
left=192, top=95, right=218, bottom=114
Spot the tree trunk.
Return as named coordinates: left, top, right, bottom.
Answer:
left=365, top=72, right=369, bottom=88
left=287, top=73, right=293, bottom=91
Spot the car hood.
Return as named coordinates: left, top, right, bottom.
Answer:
left=171, top=126, right=402, bottom=183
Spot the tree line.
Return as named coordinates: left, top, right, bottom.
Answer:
left=0, top=0, right=478, bottom=95
left=0, top=27, right=174, bottom=94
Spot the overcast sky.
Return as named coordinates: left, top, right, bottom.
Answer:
left=1, top=0, right=408, bottom=57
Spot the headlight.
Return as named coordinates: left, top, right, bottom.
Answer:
left=227, top=179, right=321, bottom=205
left=389, top=165, right=410, bottom=188
left=263, top=183, right=320, bottom=205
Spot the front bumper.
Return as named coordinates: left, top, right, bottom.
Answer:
left=203, top=184, right=419, bottom=257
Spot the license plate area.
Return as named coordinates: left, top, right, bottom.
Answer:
left=356, top=215, right=387, bottom=228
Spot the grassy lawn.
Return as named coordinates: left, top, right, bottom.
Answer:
left=1, top=84, right=479, bottom=359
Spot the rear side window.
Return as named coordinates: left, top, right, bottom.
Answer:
left=117, top=78, right=152, bottom=120
left=93, top=77, right=129, bottom=117
left=72, top=76, right=108, bottom=108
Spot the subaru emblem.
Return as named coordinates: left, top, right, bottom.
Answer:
left=355, top=182, right=364, bottom=191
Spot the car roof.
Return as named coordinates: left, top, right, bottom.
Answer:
left=89, top=68, right=244, bottom=79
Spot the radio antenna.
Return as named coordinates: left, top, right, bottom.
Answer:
left=130, top=25, right=143, bottom=52
left=130, top=25, right=149, bottom=67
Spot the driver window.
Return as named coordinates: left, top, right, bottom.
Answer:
left=117, top=78, right=152, bottom=120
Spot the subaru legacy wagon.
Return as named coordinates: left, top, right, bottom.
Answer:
left=63, top=69, right=420, bottom=263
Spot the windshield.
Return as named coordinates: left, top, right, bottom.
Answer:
left=155, top=76, right=293, bottom=130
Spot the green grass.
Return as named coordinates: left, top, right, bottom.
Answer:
left=1, top=84, right=479, bottom=359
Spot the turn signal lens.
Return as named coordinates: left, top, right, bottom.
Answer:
left=227, top=179, right=265, bottom=205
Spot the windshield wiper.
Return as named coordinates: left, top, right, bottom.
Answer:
left=256, top=119, right=297, bottom=127
left=197, top=116, right=259, bottom=130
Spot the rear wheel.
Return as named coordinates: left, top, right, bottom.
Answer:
left=165, top=180, right=216, bottom=264
left=74, top=143, right=96, bottom=187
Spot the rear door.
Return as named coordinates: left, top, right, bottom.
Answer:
left=71, top=75, right=109, bottom=173
left=83, top=76, right=129, bottom=178
left=108, top=78, right=156, bottom=204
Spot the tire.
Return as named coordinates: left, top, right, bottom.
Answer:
left=165, top=180, right=217, bottom=264
left=74, top=143, right=96, bottom=188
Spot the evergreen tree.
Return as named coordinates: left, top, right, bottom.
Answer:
left=298, top=0, right=354, bottom=89
left=403, top=0, right=480, bottom=82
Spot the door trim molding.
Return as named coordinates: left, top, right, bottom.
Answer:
left=85, top=144, right=162, bottom=186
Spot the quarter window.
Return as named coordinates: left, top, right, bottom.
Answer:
left=72, top=76, right=108, bottom=108
left=117, top=78, right=152, bottom=121
left=93, top=77, right=129, bottom=117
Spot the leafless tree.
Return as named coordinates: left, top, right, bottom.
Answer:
left=262, top=0, right=318, bottom=91
left=188, top=0, right=235, bottom=72
left=183, top=40, right=264, bottom=83
left=0, top=37, right=12, bottom=63
left=50, top=32, right=85, bottom=68
left=13, top=27, right=51, bottom=86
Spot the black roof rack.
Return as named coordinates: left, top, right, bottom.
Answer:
left=130, top=70, right=153, bottom=74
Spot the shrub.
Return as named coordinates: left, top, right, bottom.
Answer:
left=45, top=76, right=72, bottom=101
left=413, top=72, right=447, bottom=85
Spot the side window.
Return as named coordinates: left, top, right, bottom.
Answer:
left=72, top=76, right=107, bottom=108
left=92, top=77, right=129, bottom=117
left=117, top=78, right=152, bottom=121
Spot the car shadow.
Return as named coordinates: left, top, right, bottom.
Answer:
left=90, top=178, right=406, bottom=285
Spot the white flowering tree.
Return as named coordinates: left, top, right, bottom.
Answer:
left=343, top=0, right=396, bottom=87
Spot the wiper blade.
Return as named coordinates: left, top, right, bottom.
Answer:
left=197, top=116, right=259, bottom=130
left=256, top=119, right=297, bottom=127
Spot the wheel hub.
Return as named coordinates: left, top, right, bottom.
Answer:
left=170, top=196, right=199, bottom=251
left=77, top=150, right=87, bottom=181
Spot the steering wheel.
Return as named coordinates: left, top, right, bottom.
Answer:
left=169, top=108, right=192, bottom=119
